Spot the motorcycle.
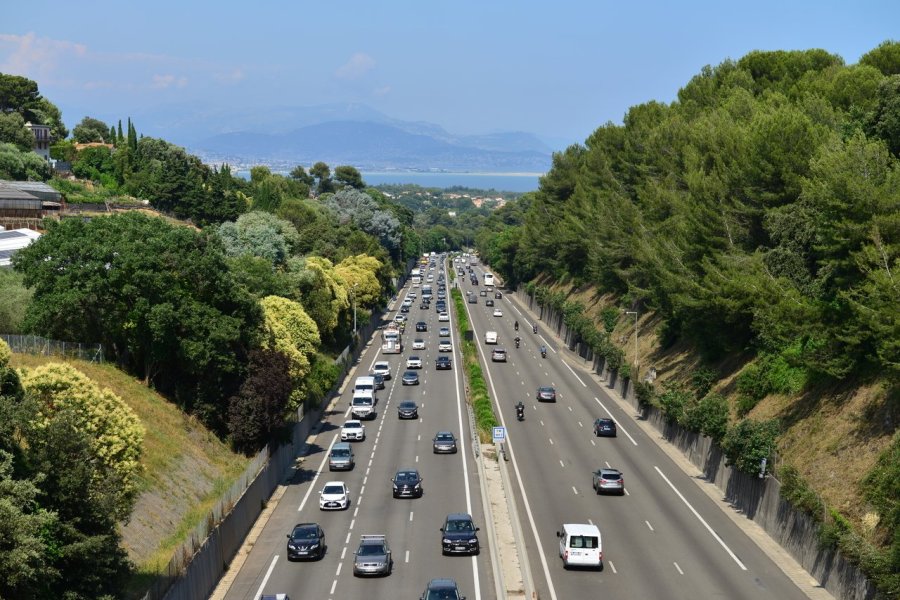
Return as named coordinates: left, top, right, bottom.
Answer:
left=516, top=404, right=525, bottom=421
left=514, top=321, right=519, bottom=331
left=540, top=347, right=547, bottom=359
left=533, top=323, right=538, bottom=334
left=515, top=338, right=520, bottom=349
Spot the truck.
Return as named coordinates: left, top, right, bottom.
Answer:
left=411, top=268, right=422, bottom=287
left=483, top=272, right=494, bottom=287
left=382, top=322, right=402, bottom=354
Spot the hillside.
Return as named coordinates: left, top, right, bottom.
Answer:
left=8, top=354, right=250, bottom=593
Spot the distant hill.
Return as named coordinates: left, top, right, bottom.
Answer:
left=190, top=120, right=552, bottom=172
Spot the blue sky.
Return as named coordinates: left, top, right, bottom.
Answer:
left=2, top=0, right=898, bottom=146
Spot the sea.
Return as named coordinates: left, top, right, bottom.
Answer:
left=235, top=170, right=541, bottom=193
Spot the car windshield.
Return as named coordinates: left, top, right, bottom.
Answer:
left=323, top=485, right=344, bottom=494
left=426, top=590, right=459, bottom=600
left=292, top=527, right=317, bottom=540
left=400, top=402, right=416, bottom=409
left=436, top=433, right=453, bottom=441
left=344, top=422, right=360, bottom=428
left=332, top=449, right=350, bottom=457
left=395, top=471, right=418, bottom=482
left=448, top=519, right=473, bottom=532
left=358, top=544, right=385, bottom=556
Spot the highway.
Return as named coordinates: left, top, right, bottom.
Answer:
left=458, top=260, right=810, bottom=600
left=223, top=260, right=493, bottom=600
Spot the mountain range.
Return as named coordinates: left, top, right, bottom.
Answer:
left=126, top=103, right=558, bottom=172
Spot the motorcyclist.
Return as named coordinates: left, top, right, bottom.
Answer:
left=540, top=345, right=547, bottom=357
left=514, top=335, right=521, bottom=348
left=515, top=401, right=525, bottom=419
left=514, top=320, right=519, bottom=331
left=533, top=323, right=538, bottom=334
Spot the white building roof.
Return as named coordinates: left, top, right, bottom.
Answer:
left=0, top=228, right=41, bottom=267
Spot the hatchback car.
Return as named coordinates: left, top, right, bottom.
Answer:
left=438, top=312, right=450, bottom=322
left=412, top=338, right=426, bottom=350
left=440, top=513, right=480, bottom=555
left=593, top=418, right=617, bottom=437
left=392, top=469, right=423, bottom=498
left=592, top=468, right=625, bottom=495
left=537, top=386, right=557, bottom=402
left=353, top=534, right=392, bottom=576
left=468, top=295, right=477, bottom=304
left=416, top=321, right=428, bottom=332
left=407, top=356, right=423, bottom=369
left=433, top=431, right=458, bottom=453
left=485, top=299, right=494, bottom=307
left=439, top=327, right=450, bottom=337
left=397, top=400, right=419, bottom=419
left=435, top=356, right=452, bottom=370
left=286, top=523, right=325, bottom=560
left=491, top=348, right=507, bottom=362
left=341, top=420, right=366, bottom=441
left=319, top=481, right=350, bottom=510
left=493, top=308, right=503, bottom=317
left=420, top=578, right=465, bottom=600
left=402, top=370, right=420, bottom=385
left=439, top=340, right=453, bottom=352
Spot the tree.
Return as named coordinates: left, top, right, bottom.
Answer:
left=217, top=210, right=300, bottom=265
left=72, top=116, right=111, bottom=143
left=0, top=112, right=36, bottom=151
left=0, top=142, right=52, bottom=181
left=324, top=188, right=402, bottom=253
left=227, top=347, right=293, bottom=453
left=334, top=165, right=365, bottom=189
left=869, top=75, right=900, bottom=157
left=289, top=164, right=314, bottom=186
left=860, top=40, right=900, bottom=76
left=260, top=295, right=321, bottom=409
left=289, top=256, right=349, bottom=339
left=0, top=73, right=42, bottom=121
left=310, top=161, right=334, bottom=194
left=0, top=269, right=31, bottom=335
left=334, top=254, right=383, bottom=307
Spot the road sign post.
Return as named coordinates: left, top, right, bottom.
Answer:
left=492, top=426, right=506, bottom=444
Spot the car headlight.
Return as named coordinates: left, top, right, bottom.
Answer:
left=414, top=483, right=421, bottom=489
left=308, top=542, right=319, bottom=549
left=469, top=538, right=479, bottom=544
left=443, top=538, right=452, bottom=544
left=393, top=485, right=399, bottom=491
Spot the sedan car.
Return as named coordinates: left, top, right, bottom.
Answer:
left=420, top=579, right=465, bottom=600
left=592, top=467, right=625, bottom=495
left=537, top=386, right=557, bottom=402
left=439, top=327, right=450, bottom=337
left=468, top=295, right=478, bottom=304
left=406, top=355, right=423, bottom=369
left=285, top=523, right=325, bottom=560
left=593, top=418, right=617, bottom=437
left=432, top=431, right=458, bottom=453
left=439, top=340, right=453, bottom=352
left=394, top=314, right=407, bottom=323
left=341, top=420, right=366, bottom=441
left=441, top=513, right=480, bottom=555
left=319, top=481, right=350, bottom=510
left=485, top=299, right=494, bottom=307
left=420, top=302, right=431, bottom=310
left=495, top=291, right=503, bottom=299
left=353, top=534, right=392, bottom=576
left=493, top=308, right=503, bottom=317
left=400, top=305, right=410, bottom=313
left=438, top=312, right=450, bottom=322
left=372, top=361, right=391, bottom=379
left=412, top=338, right=426, bottom=350
left=402, top=370, right=420, bottom=385
left=416, top=321, right=428, bottom=332
left=392, top=469, right=423, bottom=498
left=491, top=348, right=507, bottom=362
left=479, top=290, right=487, bottom=296
left=397, top=400, right=419, bottom=419
left=435, top=356, right=452, bottom=370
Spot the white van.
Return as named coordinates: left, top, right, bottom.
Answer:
left=484, top=331, right=498, bottom=345
left=354, top=376, right=376, bottom=400
left=557, top=523, right=603, bottom=570
left=351, top=393, right=375, bottom=419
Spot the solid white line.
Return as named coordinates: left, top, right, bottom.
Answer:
left=609, top=560, right=617, bottom=574
left=654, top=466, right=748, bottom=570
left=674, top=562, right=684, bottom=575
left=561, top=360, right=586, bottom=386
left=538, top=335, right=556, bottom=352
left=251, top=555, right=278, bottom=600
left=297, top=434, right=339, bottom=512
left=593, top=397, right=638, bottom=446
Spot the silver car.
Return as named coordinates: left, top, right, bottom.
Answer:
left=353, top=534, right=392, bottom=576
left=433, top=431, right=458, bottom=454
left=592, top=468, right=624, bottom=495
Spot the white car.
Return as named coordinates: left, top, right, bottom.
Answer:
left=372, top=361, right=391, bottom=380
left=394, top=314, right=406, bottom=323
left=439, top=340, right=452, bottom=352
left=319, top=481, right=350, bottom=510
left=406, top=356, right=423, bottom=369
left=438, top=312, right=450, bottom=322
left=493, top=309, right=503, bottom=317
left=402, top=298, right=413, bottom=307
left=341, top=420, right=366, bottom=441
left=412, top=339, right=426, bottom=350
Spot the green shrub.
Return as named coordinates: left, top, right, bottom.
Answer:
left=658, top=384, right=692, bottom=425
left=634, top=381, right=655, bottom=408
left=691, top=367, right=718, bottom=399
left=684, top=393, right=730, bottom=441
left=721, top=418, right=779, bottom=475
left=778, top=464, right=824, bottom=517
left=601, top=307, right=619, bottom=333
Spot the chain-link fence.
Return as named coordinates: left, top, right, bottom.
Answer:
left=1, top=333, right=104, bottom=363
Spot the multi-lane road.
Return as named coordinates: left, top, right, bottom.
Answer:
left=224, top=261, right=493, bottom=600
left=222, top=255, right=814, bottom=600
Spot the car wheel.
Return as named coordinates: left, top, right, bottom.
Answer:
left=598, top=561, right=604, bottom=571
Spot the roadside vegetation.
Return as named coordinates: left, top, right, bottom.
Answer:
left=451, top=287, right=498, bottom=440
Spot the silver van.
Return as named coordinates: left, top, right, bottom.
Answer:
left=329, top=443, right=355, bottom=471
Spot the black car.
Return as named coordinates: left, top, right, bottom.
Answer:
left=397, top=400, right=419, bottom=419
left=420, top=578, right=465, bottom=600
left=392, top=469, right=423, bottom=498
left=286, top=523, right=325, bottom=560
left=593, top=418, right=617, bottom=437
left=485, top=299, right=494, bottom=307
left=402, top=370, right=420, bottom=385
left=435, top=356, right=452, bottom=370
left=416, top=321, right=428, bottom=332
left=400, top=304, right=410, bottom=313
left=371, top=373, right=385, bottom=390
left=494, top=291, right=502, bottom=299
left=440, top=513, right=480, bottom=555
left=468, top=295, right=477, bottom=304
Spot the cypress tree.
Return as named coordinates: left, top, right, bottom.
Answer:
left=109, top=125, right=117, bottom=145
left=117, top=119, right=124, bottom=143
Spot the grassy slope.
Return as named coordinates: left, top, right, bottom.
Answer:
left=539, top=277, right=896, bottom=546
left=9, top=354, right=250, bottom=593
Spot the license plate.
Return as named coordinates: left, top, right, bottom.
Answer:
left=455, top=546, right=466, bottom=551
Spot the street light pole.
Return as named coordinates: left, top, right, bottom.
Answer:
left=625, top=310, right=639, bottom=379
left=351, top=283, right=359, bottom=338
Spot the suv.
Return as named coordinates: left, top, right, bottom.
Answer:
left=440, top=513, right=480, bottom=555
left=341, top=420, right=366, bottom=441
left=593, top=418, right=617, bottom=437
left=353, top=535, right=392, bottom=576
left=491, top=348, right=507, bottom=362
left=285, top=523, right=325, bottom=561
left=328, top=442, right=355, bottom=471
left=416, top=321, right=428, bottom=332
left=592, top=468, right=624, bottom=495
left=435, top=356, right=452, bottom=370
left=420, top=579, right=465, bottom=600
left=372, top=361, right=391, bottom=380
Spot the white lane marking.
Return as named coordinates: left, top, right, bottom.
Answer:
left=561, top=359, right=586, bottom=386
left=345, top=531, right=351, bottom=544
left=405, top=550, right=410, bottom=563
left=654, top=466, right=748, bottom=570
left=409, top=511, right=414, bottom=522
left=349, top=518, right=355, bottom=530
left=605, top=461, right=611, bottom=468
left=590, top=439, right=596, bottom=446
left=353, top=506, right=359, bottom=517
left=363, top=475, right=368, bottom=485
left=330, top=579, right=337, bottom=595
left=540, top=420, right=545, bottom=427
left=513, top=305, right=523, bottom=316
left=415, top=455, right=419, bottom=463
left=567, top=406, right=573, bottom=412
left=559, top=460, right=565, bottom=468
left=624, top=488, right=630, bottom=496
left=572, top=486, right=578, bottom=495
left=418, top=434, right=421, bottom=441
left=298, top=434, right=339, bottom=511
left=251, top=555, right=278, bottom=600
left=609, top=561, right=617, bottom=574
left=549, top=438, right=554, bottom=445
left=674, top=562, right=684, bottom=575
left=365, top=466, right=370, bottom=476
left=538, top=335, right=556, bottom=352
left=593, top=397, right=638, bottom=446
left=336, top=562, right=342, bottom=576
left=645, top=520, right=654, bottom=532
left=340, top=547, right=347, bottom=559
left=588, top=518, right=594, bottom=525
left=578, top=421, right=583, bottom=427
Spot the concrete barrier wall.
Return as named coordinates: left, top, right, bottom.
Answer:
left=524, top=290, right=875, bottom=600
